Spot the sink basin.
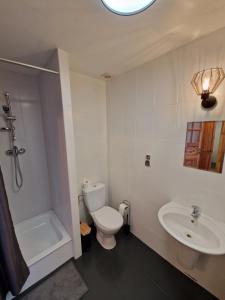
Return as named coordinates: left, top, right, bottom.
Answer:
left=158, top=202, right=225, bottom=255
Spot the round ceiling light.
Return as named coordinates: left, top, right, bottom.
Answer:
left=101, top=0, right=156, bottom=16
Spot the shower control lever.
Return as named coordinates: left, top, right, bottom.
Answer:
left=0, top=127, right=11, bottom=132
left=18, top=148, right=26, bottom=154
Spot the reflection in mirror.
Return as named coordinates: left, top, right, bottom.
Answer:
left=184, top=121, right=225, bottom=173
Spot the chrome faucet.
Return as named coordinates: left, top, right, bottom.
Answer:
left=191, top=205, right=200, bottom=219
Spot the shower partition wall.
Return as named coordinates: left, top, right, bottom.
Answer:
left=0, top=49, right=81, bottom=298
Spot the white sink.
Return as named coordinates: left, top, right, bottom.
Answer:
left=158, top=202, right=225, bottom=255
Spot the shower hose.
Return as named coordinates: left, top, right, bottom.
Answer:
left=13, top=146, right=23, bottom=189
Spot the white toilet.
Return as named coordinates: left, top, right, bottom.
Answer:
left=83, top=183, right=123, bottom=250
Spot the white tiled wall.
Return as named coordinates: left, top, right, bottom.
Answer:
left=70, top=72, right=107, bottom=222
left=107, top=27, right=225, bottom=299
left=0, top=70, right=51, bottom=224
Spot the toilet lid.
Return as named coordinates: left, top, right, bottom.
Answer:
left=92, top=206, right=123, bottom=230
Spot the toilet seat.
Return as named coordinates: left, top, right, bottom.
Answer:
left=92, top=206, right=123, bottom=231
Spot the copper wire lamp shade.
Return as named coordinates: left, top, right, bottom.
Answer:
left=191, top=67, right=225, bottom=109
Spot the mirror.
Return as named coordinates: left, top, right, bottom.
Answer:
left=184, top=121, right=225, bottom=173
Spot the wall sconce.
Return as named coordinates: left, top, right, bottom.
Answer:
left=191, top=67, right=225, bottom=109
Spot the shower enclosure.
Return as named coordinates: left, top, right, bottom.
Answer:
left=0, top=50, right=81, bottom=298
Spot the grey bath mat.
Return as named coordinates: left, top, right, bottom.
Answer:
left=17, top=260, right=88, bottom=300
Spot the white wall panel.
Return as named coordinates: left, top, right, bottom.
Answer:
left=70, top=72, right=107, bottom=222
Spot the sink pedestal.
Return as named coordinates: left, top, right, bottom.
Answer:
left=177, top=241, right=200, bottom=269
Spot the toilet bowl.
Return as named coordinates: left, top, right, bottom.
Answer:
left=91, top=206, right=123, bottom=249
left=83, top=182, right=123, bottom=250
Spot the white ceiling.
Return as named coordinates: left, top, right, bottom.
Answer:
left=1, top=0, right=225, bottom=78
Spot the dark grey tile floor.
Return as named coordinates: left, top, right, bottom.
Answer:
left=75, top=230, right=217, bottom=300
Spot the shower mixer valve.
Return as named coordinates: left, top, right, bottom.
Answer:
left=6, top=146, right=26, bottom=156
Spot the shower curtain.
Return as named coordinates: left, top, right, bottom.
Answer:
left=0, top=166, right=29, bottom=299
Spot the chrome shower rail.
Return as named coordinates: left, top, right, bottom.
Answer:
left=0, top=57, right=59, bottom=74
left=1, top=92, right=25, bottom=189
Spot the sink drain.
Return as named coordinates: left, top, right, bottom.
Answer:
left=186, top=233, right=192, bottom=238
